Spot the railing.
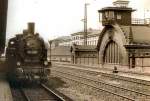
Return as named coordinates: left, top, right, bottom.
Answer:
left=100, top=18, right=150, bottom=25
left=132, top=18, right=150, bottom=25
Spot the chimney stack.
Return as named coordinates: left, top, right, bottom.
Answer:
left=28, top=22, right=35, bottom=34
left=23, top=29, right=28, bottom=35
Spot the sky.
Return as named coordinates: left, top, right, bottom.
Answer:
left=6, top=0, right=150, bottom=41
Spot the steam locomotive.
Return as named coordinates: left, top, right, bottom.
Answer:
left=6, top=23, right=50, bottom=82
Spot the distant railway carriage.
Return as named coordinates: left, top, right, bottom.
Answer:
left=6, top=23, right=50, bottom=82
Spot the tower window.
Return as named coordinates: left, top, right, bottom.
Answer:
left=109, top=11, right=114, bottom=19
left=105, top=11, right=109, bottom=19
left=104, top=11, right=114, bottom=20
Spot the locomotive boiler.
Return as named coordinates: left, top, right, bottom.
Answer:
left=6, top=23, right=50, bottom=82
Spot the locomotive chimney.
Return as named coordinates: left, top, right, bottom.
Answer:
left=28, top=22, right=35, bottom=34
left=23, top=29, right=28, bottom=35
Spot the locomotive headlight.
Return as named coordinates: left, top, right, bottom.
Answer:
left=44, top=61, right=48, bottom=66
left=10, top=41, right=14, bottom=45
left=16, top=61, right=21, bottom=66
left=27, top=50, right=32, bottom=54
left=27, top=42, right=30, bottom=46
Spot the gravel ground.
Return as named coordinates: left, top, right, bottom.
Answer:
left=47, top=65, right=150, bottom=101
left=47, top=76, right=104, bottom=101
left=52, top=66, right=150, bottom=94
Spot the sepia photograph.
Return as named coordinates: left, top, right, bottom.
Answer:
left=0, top=0, right=150, bottom=101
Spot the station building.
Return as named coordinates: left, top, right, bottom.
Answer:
left=50, top=46, right=71, bottom=62
left=71, top=29, right=100, bottom=46
left=49, top=29, right=100, bottom=63
left=50, top=36, right=72, bottom=49
left=50, top=29, right=100, bottom=49
left=97, top=0, right=150, bottom=72
left=71, top=45, right=98, bottom=65
left=70, top=0, right=150, bottom=73
left=50, top=0, right=150, bottom=72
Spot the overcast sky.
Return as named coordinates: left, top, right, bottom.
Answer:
left=6, top=0, right=150, bottom=41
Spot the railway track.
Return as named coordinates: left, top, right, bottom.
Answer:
left=11, top=83, right=72, bottom=101
left=52, top=70, right=150, bottom=101
left=53, top=63, right=150, bottom=86
left=52, top=64, right=150, bottom=101
left=53, top=62, right=150, bottom=76
left=11, top=87, right=27, bottom=101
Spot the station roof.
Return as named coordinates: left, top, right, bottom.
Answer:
left=71, top=29, right=101, bottom=37
left=121, top=25, right=150, bottom=44
left=98, top=7, right=135, bottom=12
left=51, top=36, right=71, bottom=42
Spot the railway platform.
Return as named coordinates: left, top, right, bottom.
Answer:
left=0, top=73, right=13, bottom=101
left=53, top=62, right=150, bottom=82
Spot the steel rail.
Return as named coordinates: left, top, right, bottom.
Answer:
left=53, top=62, right=150, bottom=76
left=53, top=69, right=150, bottom=97
left=53, top=64, right=150, bottom=86
left=41, top=83, right=67, bottom=101
left=41, top=83, right=73, bottom=101
left=20, top=88, right=31, bottom=101
left=53, top=71, right=135, bottom=101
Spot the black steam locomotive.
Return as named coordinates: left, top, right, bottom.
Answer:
left=6, top=23, right=50, bottom=82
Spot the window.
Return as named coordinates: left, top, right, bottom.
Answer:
left=117, top=14, right=121, bottom=19
left=109, top=11, right=114, bottom=19
left=104, top=11, right=109, bottom=19
left=104, top=11, right=114, bottom=20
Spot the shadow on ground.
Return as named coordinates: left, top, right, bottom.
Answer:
left=46, top=77, right=67, bottom=89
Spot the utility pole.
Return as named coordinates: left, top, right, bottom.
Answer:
left=49, top=40, right=52, bottom=62
left=144, top=9, right=150, bottom=24
left=144, top=9, right=146, bottom=24
left=84, top=3, right=89, bottom=46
